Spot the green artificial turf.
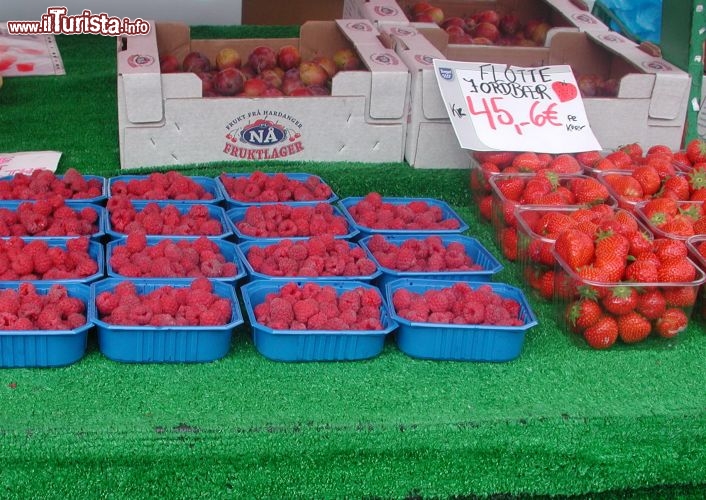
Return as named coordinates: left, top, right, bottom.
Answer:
left=1, top=26, right=706, bottom=499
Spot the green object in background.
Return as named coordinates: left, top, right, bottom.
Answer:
left=660, top=0, right=705, bottom=142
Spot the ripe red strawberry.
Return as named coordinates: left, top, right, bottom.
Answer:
left=593, top=230, right=629, bottom=279
left=512, top=152, right=542, bottom=172
left=626, top=230, right=653, bottom=258
left=501, top=227, right=518, bottom=261
left=655, top=308, right=688, bottom=338
left=537, top=270, right=556, bottom=300
left=494, top=176, right=526, bottom=201
left=604, top=174, right=644, bottom=201
left=636, top=289, right=667, bottom=320
left=601, top=285, right=638, bottom=315
left=657, top=257, right=696, bottom=282
left=473, top=151, right=516, bottom=167
left=547, top=154, right=581, bottom=174
left=639, top=197, right=678, bottom=221
left=565, top=298, right=602, bottom=333
left=554, top=229, right=594, bottom=271
left=624, top=257, right=659, bottom=283
left=617, top=311, right=652, bottom=343
left=583, top=315, right=618, bottom=349
left=653, top=239, right=688, bottom=261
left=575, top=151, right=603, bottom=168
left=619, top=143, right=643, bottom=162
left=660, top=215, right=695, bottom=237
left=686, top=138, right=706, bottom=164
left=606, top=150, right=633, bottom=169
left=631, top=165, right=661, bottom=196
left=662, top=175, right=690, bottom=200
left=662, top=286, right=698, bottom=308
left=569, top=177, right=610, bottom=205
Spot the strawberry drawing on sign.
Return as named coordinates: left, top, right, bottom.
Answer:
left=552, top=81, right=577, bottom=102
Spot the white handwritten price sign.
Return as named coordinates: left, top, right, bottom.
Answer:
left=0, top=151, right=62, bottom=176
left=433, top=60, right=601, bottom=153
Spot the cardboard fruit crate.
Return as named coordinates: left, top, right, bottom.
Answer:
left=385, top=25, right=690, bottom=168
left=344, top=0, right=608, bottom=34
left=117, top=20, right=410, bottom=168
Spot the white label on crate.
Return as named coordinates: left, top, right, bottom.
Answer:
left=698, top=98, right=706, bottom=140
left=0, top=150, right=61, bottom=176
left=432, top=60, right=602, bottom=153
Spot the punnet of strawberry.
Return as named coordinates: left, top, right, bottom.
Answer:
left=635, top=199, right=706, bottom=240
left=110, top=171, right=217, bottom=201
left=470, top=151, right=588, bottom=214
left=516, top=206, right=649, bottom=300
left=218, top=171, right=335, bottom=205
left=578, top=142, right=692, bottom=176
left=487, top=170, right=614, bottom=260
left=596, top=160, right=706, bottom=213
left=551, top=217, right=705, bottom=349
left=0, top=168, right=105, bottom=202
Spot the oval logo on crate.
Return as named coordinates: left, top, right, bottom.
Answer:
left=127, top=54, right=155, bottom=67
left=571, top=13, right=597, bottom=24
left=223, top=113, right=304, bottom=161
left=415, top=54, right=434, bottom=66
left=374, top=6, right=398, bottom=16
left=346, top=22, right=372, bottom=32
left=370, top=53, right=399, bottom=66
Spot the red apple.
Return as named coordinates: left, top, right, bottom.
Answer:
left=243, top=78, right=268, bottom=97
left=414, top=12, right=434, bottom=22
left=289, top=87, right=314, bottom=97
left=600, top=78, right=619, bottom=97
left=411, top=2, right=433, bottom=16
left=248, top=46, right=277, bottom=74
left=448, top=32, right=473, bottom=44
left=312, top=56, right=337, bottom=78
left=182, top=51, right=211, bottom=73
left=196, top=71, right=216, bottom=93
left=159, top=54, right=180, bottom=73
left=472, top=22, right=500, bottom=43
left=260, top=68, right=283, bottom=89
left=445, top=25, right=466, bottom=38
left=214, top=67, right=245, bottom=96
left=240, top=64, right=257, bottom=80
left=333, top=48, right=361, bottom=71
left=277, top=45, right=301, bottom=71
left=299, top=61, right=329, bottom=87
left=499, top=14, right=520, bottom=36
left=307, top=85, right=330, bottom=96
left=261, top=87, right=284, bottom=97
left=441, top=17, right=466, bottom=30
left=282, top=77, right=306, bottom=95
left=474, top=9, right=500, bottom=26
left=530, top=22, right=552, bottom=45
left=425, top=7, right=444, bottom=25
left=215, top=47, right=241, bottom=71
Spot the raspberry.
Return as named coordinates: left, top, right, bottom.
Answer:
left=306, top=312, right=328, bottom=330
left=463, top=301, right=485, bottom=324
left=318, top=301, right=340, bottom=320
left=293, top=298, right=319, bottom=323
left=360, top=289, right=382, bottom=307
left=269, top=297, right=294, bottom=326
left=37, top=305, right=65, bottom=330
left=126, top=231, right=147, bottom=253
left=190, top=277, right=213, bottom=293
left=96, top=291, right=119, bottom=315
left=199, top=309, right=226, bottom=326
left=425, top=290, right=450, bottom=313
left=484, top=304, right=512, bottom=325
left=10, top=253, right=33, bottom=275
left=288, top=242, right=309, bottom=261
left=396, top=248, right=416, bottom=271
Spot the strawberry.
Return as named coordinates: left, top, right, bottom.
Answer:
left=686, top=138, right=706, bottom=164
left=657, top=257, right=696, bottom=282
left=653, top=239, right=688, bottom=261
left=636, top=289, right=667, bottom=320
left=575, top=151, right=603, bottom=168
left=583, top=315, right=618, bottom=349
left=639, top=197, right=678, bottom=221
left=601, top=285, right=638, bottom=315
left=604, top=174, right=644, bottom=200
left=473, top=151, right=516, bottom=167
left=512, top=152, right=543, bottom=172
left=570, top=177, right=610, bottom=205
left=655, top=308, right=688, bottom=338
left=593, top=230, right=630, bottom=278
left=663, top=286, right=698, bottom=308
left=500, top=227, right=518, bottom=261
left=606, top=150, right=633, bottom=169
left=619, top=143, right=643, bottom=162
left=547, top=154, right=581, bottom=174
left=616, top=312, right=652, bottom=343
left=554, top=229, right=594, bottom=271
left=593, top=158, right=618, bottom=172
left=538, top=269, right=556, bottom=300
left=688, top=167, right=706, bottom=194
left=631, top=165, right=661, bottom=196
left=624, top=257, right=659, bottom=283
left=662, top=175, right=690, bottom=200
left=646, top=144, right=673, bottom=157
left=494, top=176, right=526, bottom=201
left=660, top=215, right=694, bottom=237
left=626, top=230, right=653, bottom=258
left=566, top=298, right=602, bottom=333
